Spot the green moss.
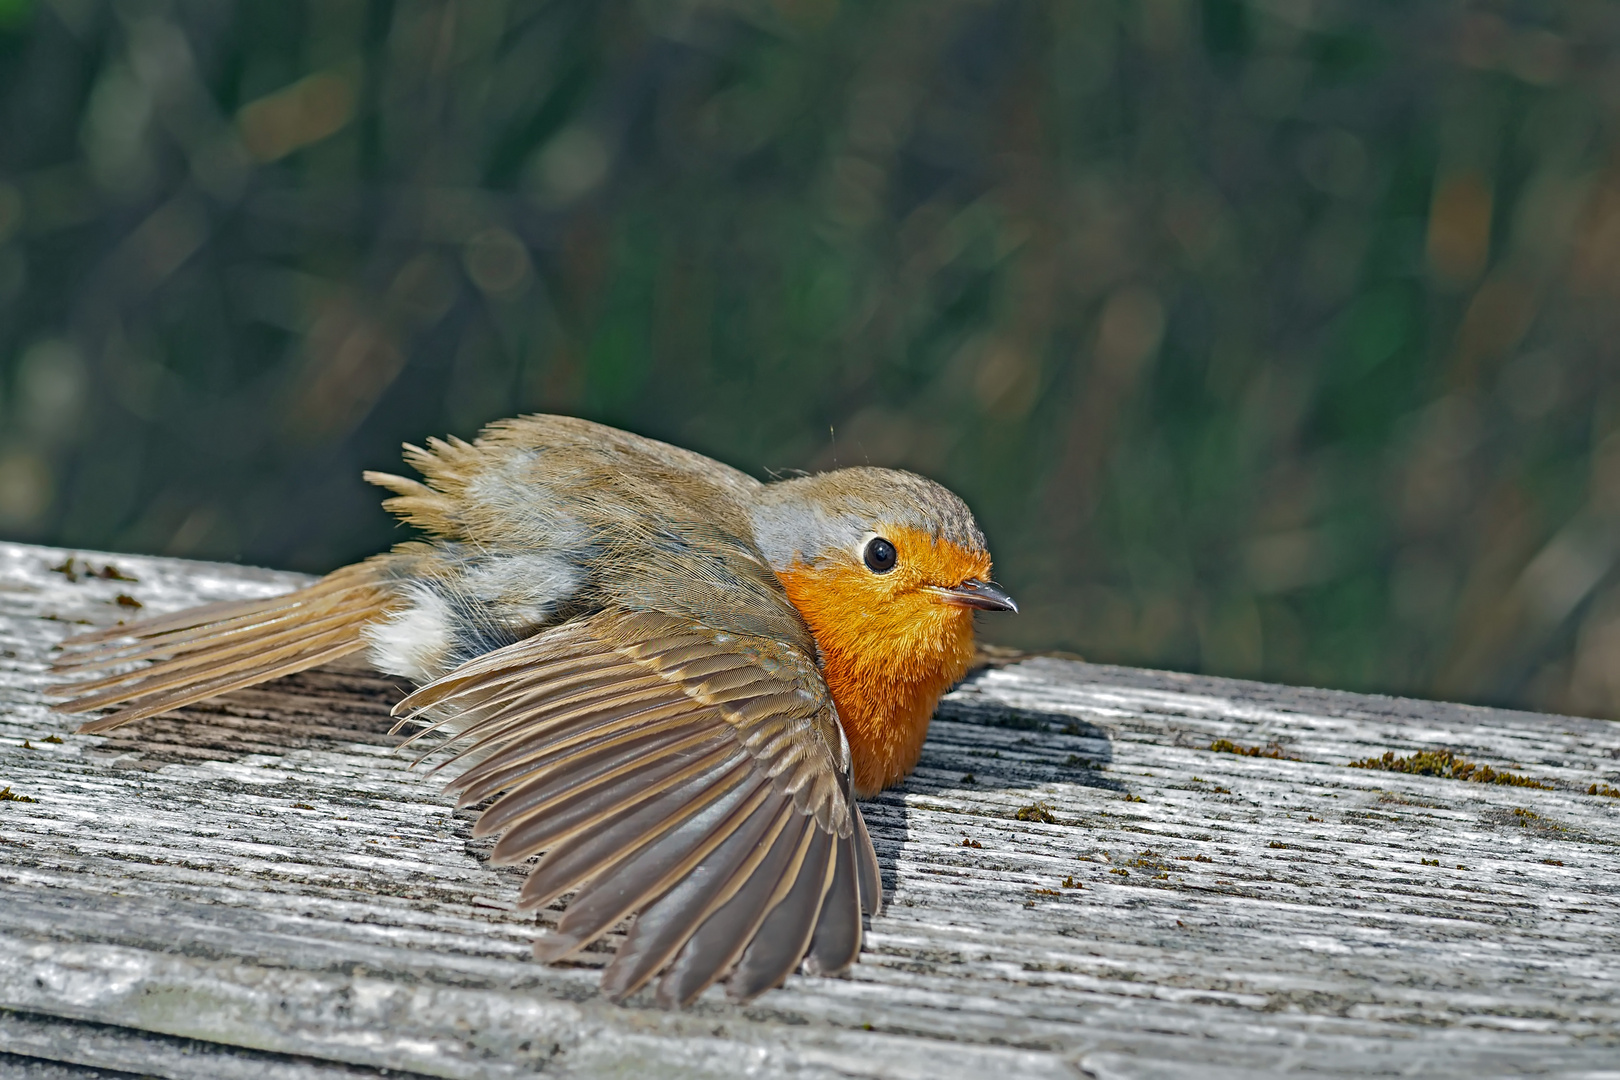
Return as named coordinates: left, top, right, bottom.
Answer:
left=1347, top=749, right=1550, bottom=789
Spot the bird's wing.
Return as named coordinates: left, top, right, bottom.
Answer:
left=394, top=604, right=881, bottom=1005
left=47, top=560, right=396, bottom=732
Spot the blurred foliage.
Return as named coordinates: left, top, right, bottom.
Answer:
left=3, top=0, right=1620, bottom=719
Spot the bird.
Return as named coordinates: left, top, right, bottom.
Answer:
left=47, top=413, right=1016, bottom=1006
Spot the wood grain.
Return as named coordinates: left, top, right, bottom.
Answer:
left=2, top=540, right=1618, bottom=1079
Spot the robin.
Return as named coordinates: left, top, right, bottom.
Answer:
left=48, top=414, right=1016, bottom=1006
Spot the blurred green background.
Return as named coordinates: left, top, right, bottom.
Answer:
left=2, top=0, right=1618, bottom=719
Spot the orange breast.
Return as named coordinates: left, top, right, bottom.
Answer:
left=775, top=531, right=988, bottom=796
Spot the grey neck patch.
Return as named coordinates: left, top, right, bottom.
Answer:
left=747, top=467, right=987, bottom=572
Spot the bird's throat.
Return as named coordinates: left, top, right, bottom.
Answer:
left=776, top=565, right=976, bottom=797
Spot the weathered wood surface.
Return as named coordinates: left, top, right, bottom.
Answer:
left=2, top=540, right=1619, bottom=1080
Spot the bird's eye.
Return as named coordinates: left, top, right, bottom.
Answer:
left=863, top=537, right=897, bottom=573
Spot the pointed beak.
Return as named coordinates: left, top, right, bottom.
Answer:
left=930, top=578, right=1018, bottom=613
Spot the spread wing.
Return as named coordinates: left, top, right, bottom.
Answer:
left=48, top=561, right=395, bottom=732
left=393, top=606, right=882, bottom=1005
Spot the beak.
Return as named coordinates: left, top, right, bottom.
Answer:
left=931, top=578, right=1019, bottom=613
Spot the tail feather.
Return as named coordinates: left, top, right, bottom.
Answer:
left=49, top=562, right=396, bottom=734
left=57, top=593, right=298, bottom=649
left=51, top=596, right=385, bottom=678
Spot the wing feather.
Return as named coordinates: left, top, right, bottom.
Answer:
left=52, top=621, right=369, bottom=707
left=446, top=697, right=701, bottom=805
left=535, top=775, right=775, bottom=963
left=53, top=592, right=327, bottom=648
left=393, top=620, right=613, bottom=712
left=48, top=564, right=393, bottom=732
left=599, top=797, right=796, bottom=1002
left=473, top=722, right=729, bottom=838
left=653, top=815, right=816, bottom=1007
left=395, top=606, right=879, bottom=1002
left=402, top=658, right=648, bottom=734
left=71, top=639, right=380, bottom=732
left=853, top=803, right=883, bottom=917
left=487, top=739, right=739, bottom=863
left=49, top=605, right=381, bottom=688
left=516, top=756, right=755, bottom=914
left=802, top=833, right=862, bottom=976
left=727, top=826, right=836, bottom=1000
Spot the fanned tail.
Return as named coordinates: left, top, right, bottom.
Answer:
left=48, top=561, right=397, bottom=733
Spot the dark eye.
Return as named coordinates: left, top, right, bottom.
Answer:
left=863, top=537, right=897, bottom=573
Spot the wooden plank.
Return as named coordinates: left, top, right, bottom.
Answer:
left=2, top=539, right=1618, bottom=1079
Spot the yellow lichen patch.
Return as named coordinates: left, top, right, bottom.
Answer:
left=1126, top=849, right=1163, bottom=867
left=0, top=786, right=37, bottom=803
left=49, top=556, right=138, bottom=583
left=1015, top=801, right=1058, bottom=824
left=1348, top=749, right=1550, bottom=789
left=1209, top=738, right=1296, bottom=759
left=1589, top=783, right=1620, bottom=798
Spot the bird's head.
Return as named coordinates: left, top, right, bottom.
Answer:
left=750, top=467, right=1015, bottom=794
